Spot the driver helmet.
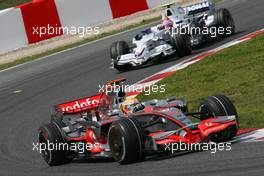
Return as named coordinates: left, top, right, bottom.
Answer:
left=120, top=97, right=142, bottom=114
left=162, top=17, right=173, bottom=30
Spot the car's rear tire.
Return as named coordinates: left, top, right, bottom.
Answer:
left=110, top=41, right=130, bottom=71
left=199, top=95, right=238, bottom=142
left=170, top=31, right=192, bottom=57
left=38, top=122, right=73, bottom=166
left=108, top=118, right=145, bottom=164
left=214, top=8, right=235, bottom=36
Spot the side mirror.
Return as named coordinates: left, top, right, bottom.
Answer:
left=150, top=116, right=167, bottom=124
left=159, top=117, right=167, bottom=124
left=150, top=116, right=159, bottom=122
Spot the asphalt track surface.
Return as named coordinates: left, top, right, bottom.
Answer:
left=0, top=0, right=264, bottom=175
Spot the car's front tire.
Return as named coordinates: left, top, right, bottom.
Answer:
left=110, top=41, right=130, bottom=71
left=108, top=118, right=145, bottom=164
left=199, top=95, right=239, bottom=142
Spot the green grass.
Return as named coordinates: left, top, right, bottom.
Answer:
left=0, top=0, right=31, bottom=10
left=0, top=16, right=161, bottom=71
left=138, top=34, right=264, bottom=129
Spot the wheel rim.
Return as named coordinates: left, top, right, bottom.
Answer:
left=225, top=14, right=232, bottom=28
left=224, top=11, right=234, bottom=33
left=109, top=127, right=124, bottom=161
left=186, top=35, right=192, bottom=52
left=39, top=133, right=51, bottom=163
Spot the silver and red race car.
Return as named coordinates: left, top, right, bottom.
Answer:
left=38, top=78, right=239, bottom=166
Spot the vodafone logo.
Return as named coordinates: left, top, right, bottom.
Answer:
left=60, top=98, right=100, bottom=112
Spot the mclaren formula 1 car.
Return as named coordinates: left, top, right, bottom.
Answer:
left=38, top=78, right=239, bottom=166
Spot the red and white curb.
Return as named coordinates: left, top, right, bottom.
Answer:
left=234, top=128, right=264, bottom=143
left=127, top=28, right=264, bottom=143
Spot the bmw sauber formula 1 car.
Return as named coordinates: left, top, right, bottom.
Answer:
left=38, top=78, right=239, bottom=166
left=110, top=25, right=192, bottom=71
left=110, top=0, right=235, bottom=71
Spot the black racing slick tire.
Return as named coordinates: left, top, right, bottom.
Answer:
left=110, top=41, right=129, bottom=60
left=214, top=8, right=235, bottom=36
left=170, top=31, right=192, bottom=57
left=38, top=122, right=73, bottom=166
left=108, top=118, right=145, bottom=164
left=110, top=41, right=130, bottom=71
left=199, top=95, right=239, bottom=142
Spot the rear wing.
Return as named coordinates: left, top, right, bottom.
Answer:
left=55, top=78, right=127, bottom=115
left=183, top=0, right=214, bottom=15
left=56, top=94, right=103, bottom=114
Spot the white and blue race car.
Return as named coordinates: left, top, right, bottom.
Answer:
left=110, top=0, right=235, bottom=71
left=110, top=25, right=192, bottom=71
